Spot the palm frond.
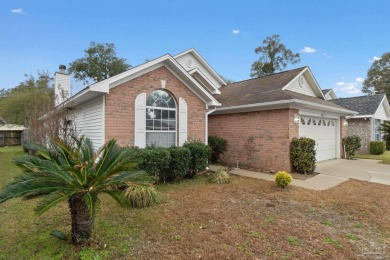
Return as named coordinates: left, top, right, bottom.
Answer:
left=34, top=191, right=74, bottom=215
left=101, top=190, right=128, bottom=207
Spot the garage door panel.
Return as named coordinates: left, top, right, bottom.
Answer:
left=299, top=116, right=337, bottom=161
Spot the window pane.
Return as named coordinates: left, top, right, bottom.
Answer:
left=162, top=110, right=169, bottom=120
left=146, top=132, right=175, bottom=147
left=169, top=111, right=176, bottom=120
left=168, top=120, right=176, bottom=130
left=161, top=120, right=169, bottom=130
left=146, top=109, right=156, bottom=119
left=154, top=109, right=161, bottom=119
left=146, top=120, right=153, bottom=130
left=167, top=97, right=175, bottom=108
left=154, top=120, right=162, bottom=130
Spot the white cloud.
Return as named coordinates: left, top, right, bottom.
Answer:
left=368, top=56, right=381, bottom=63
left=301, top=46, right=316, bottom=53
left=322, top=52, right=333, bottom=58
left=334, top=77, right=365, bottom=96
left=232, top=29, right=240, bottom=35
left=11, top=8, right=26, bottom=14
left=355, top=77, right=364, bottom=83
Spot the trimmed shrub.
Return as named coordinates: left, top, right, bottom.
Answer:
left=290, top=137, right=316, bottom=174
left=343, top=135, right=362, bottom=159
left=209, top=168, right=230, bottom=184
left=370, top=141, right=386, bottom=155
left=275, top=171, right=293, bottom=188
left=184, top=140, right=212, bottom=178
left=139, top=147, right=170, bottom=183
left=124, top=182, right=160, bottom=208
left=166, top=146, right=191, bottom=180
left=208, top=135, right=228, bottom=163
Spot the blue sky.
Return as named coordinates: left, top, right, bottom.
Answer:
left=1, top=0, right=389, bottom=97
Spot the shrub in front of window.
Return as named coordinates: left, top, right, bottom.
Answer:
left=184, top=140, right=212, bottom=178
left=343, top=135, right=362, bottom=159
left=139, top=147, right=170, bottom=183
left=290, top=137, right=316, bottom=174
left=208, top=135, right=228, bottom=163
left=166, top=146, right=191, bottom=180
left=274, top=171, right=293, bottom=188
left=369, top=141, right=386, bottom=155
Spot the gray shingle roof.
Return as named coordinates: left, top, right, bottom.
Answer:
left=321, top=89, right=331, bottom=95
left=330, top=94, right=385, bottom=115
left=214, top=67, right=347, bottom=110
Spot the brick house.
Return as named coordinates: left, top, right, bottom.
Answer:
left=330, top=94, right=390, bottom=153
left=57, top=49, right=354, bottom=172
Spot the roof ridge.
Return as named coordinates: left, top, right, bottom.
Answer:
left=221, top=66, right=308, bottom=87
left=334, top=93, right=385, bottom=100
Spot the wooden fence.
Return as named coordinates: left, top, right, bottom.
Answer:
left=0, top=130, right=23, bottom=146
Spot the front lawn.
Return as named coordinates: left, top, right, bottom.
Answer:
left=355, top=151, right=390, bottom=164
left=1, top=147, right=390, bottom=258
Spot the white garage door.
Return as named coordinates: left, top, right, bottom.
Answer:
left=299, top=116, right=337, bottom=161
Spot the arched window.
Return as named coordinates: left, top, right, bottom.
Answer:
left=145, top=90, right=176, bottom=147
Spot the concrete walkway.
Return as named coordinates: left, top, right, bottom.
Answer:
left=210, top=159, right=390, bottom=191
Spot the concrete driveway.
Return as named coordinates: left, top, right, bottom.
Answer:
left=316, top=159, right=390, bottom=186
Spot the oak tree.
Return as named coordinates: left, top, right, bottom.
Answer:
left=250, top=35, right=300, bottom=77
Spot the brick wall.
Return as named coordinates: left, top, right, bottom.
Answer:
left=346, top=118, right=372, bottom=154
left=105, top=66, right=207, bottom=146
left=208, top=108, right=299, bottom=172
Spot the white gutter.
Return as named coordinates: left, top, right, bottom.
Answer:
left=213, top=99, right=357, bottom=115
left=205, top=107, right=217, bottom=144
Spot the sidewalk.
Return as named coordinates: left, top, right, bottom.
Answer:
left=209, top=165, right=348, bottom=191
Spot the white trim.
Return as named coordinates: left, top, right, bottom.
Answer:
left=205, top=108, right=217, bottom=144
left=102, top=95, right=105, bottom=147
left=188, top=68, right=221, bottom=94
left=283, top=67, right=326, bottom=99
left=213, top=99, right=356, bottom=115
left=174, top=48, right=226, bottom=86
left=373, top=95, right=390, bottom=120
left=57, top=53, right=221, bottom=110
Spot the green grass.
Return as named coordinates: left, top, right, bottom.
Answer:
left=354, top=151, right=390, bottom=164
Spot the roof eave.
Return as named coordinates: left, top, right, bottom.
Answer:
left=212, top=99, right=357, bottom=115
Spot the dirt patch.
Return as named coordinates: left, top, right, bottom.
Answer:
left=127, top=176, right=390, bottom=259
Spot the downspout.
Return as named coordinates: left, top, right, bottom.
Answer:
left=205, top=107, right=217, bottom=145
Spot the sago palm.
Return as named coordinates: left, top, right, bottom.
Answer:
left=0, top=136, right=141, bottom=245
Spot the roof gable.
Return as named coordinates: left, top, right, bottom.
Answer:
left=62, top=52, right=222, bottom=108
left=283, top=67, right=326, bottom=99
left=322, top=89, right=337, bottom=100
left=174, top=49, right=226, bottom=90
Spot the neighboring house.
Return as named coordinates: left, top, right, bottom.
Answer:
left=0, top=117, right=25, bottom=146
left=55, top=49, right=354, bottom=173
left=322, top=89, right=337, bottom=100
left=330, top=94, right=390, bottom=153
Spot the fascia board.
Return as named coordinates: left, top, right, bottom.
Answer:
left=174, top=48, right=226, bottom=85
left=213, top=99, right=356, bottom=115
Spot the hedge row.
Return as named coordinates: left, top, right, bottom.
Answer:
left=138, top=141, right=211, bottom=183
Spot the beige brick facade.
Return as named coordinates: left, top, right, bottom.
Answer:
left=346, top=118, right=372, bottom=154
left=105, top=66, right=207, bottom=147
left=208, top=108, right=299, bottom=172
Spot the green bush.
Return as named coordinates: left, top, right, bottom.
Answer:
left=208, top=135, right=228, bottom=163
left=274, top=171, right=293, bottom=188
left=124, top=182, right=160, bottom=208
left=369, top=141, right=386, bottom=155
left=209, top=168, right=230, bottom=184
left=166, top=146, right=191, bottom=181
left=378, top=121, right=390, bottom=150
left=139, top=147, right=170, bottom=183
left=290, top=137, right=316, bottom=174
left=343, top=135, right=362, bottom=159
left=184, top=140, right=212, bottom=178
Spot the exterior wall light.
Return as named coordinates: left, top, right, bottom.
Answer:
left=293, top=114, right=300, bottom=124
left=343, top=120, right=348, bottom=126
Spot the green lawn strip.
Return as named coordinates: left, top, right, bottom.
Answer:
left=354, top=151, right=390, bottom=164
